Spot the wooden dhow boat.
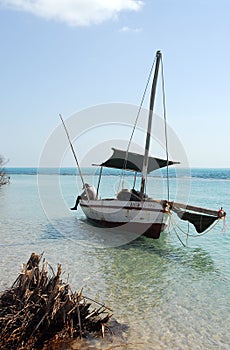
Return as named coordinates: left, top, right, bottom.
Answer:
left=61, top=51, right=226, bottom=239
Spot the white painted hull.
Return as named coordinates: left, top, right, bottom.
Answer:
left=80, top=199, right=170, bottom=239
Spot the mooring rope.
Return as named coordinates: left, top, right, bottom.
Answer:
left=169, top=214, right=222, bottom=246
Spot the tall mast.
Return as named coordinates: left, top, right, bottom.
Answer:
left=140, top=50, right=161, bottom=199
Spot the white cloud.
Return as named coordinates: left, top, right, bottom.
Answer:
left=120, top=26, right=142, bottom=32
left=0, top=0, right=144, bottom=26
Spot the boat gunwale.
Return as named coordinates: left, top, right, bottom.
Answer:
left=80, top=198, right=168, bottom=213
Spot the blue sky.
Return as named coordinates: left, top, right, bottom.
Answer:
left=1, top=0, right=230, bottom=168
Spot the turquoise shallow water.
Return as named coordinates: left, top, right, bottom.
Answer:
left=0, top=169, right=230, bottom=349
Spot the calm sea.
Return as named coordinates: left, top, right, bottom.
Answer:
left=0, top=168, right=229, bottom=349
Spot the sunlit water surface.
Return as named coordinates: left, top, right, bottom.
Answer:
left=0, top=169, right=229, bottom=349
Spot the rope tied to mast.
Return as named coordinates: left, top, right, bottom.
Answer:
left=119, top=55, right=157, bottom=191
left=160, top=55, right=170, bottom=201
left=119, top=51, right=171, bottom=203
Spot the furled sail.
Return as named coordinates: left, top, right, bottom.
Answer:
left=98, top=148, right=179, bottom=173
left=172, top=207, right=218, bottom=233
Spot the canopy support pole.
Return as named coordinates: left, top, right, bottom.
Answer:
left=132, top=172, right=137, bottom=189
left=96, top=167, right=103, bottom=198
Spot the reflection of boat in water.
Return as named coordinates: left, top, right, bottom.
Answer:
left=61, top=50, right=226, bottom=239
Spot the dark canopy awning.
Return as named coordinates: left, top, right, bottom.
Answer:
left=97, top=148, right=179, bottom=174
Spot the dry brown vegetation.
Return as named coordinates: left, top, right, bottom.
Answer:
left=0, top=253, right=112, bottom=349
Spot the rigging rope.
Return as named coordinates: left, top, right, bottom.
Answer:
left=117, top=52, right=171, bottom=204
left=160, top=56, right=170, bottom=201
left=118, top=55, right=157, bottom=191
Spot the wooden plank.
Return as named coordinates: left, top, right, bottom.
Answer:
left=172, top=201, right=221, bottom=217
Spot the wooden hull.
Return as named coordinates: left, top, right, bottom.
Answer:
left=80, top=199, right=170, bottom=239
